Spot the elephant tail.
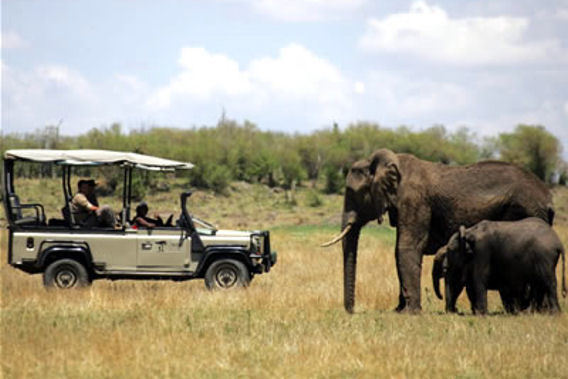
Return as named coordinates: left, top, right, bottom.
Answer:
left=547, top=207, right=555, bottom=226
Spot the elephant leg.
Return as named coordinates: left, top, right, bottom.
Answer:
left=395, top=290, right=406, bottom=312
left=393, top=210, right=430, bottom=313
left=499, top=289, right=516, bottom=314
left=447, top=282, right=464, bottom=313
left=395, top=239, right=425, bottom=313
left=465, top=284, right=477, bottom=314
left=531, top=286, right=545, bottom=312
left=519, top=284, right=532, bottom=312
left=544, top=278, right=560, bottom=314
left=529, top=277, right=556, bottom=313
left=472, top=283, right=488, bottom=315
left=394, top=230, right=406, bottom=312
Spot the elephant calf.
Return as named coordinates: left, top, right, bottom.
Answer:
left=432, top=218, right=566, bottom=315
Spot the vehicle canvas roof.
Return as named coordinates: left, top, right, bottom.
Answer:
left=4, top=149, right=194, bottom=171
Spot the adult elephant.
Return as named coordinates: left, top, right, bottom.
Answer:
left=322, top=149, right=554, bottom=313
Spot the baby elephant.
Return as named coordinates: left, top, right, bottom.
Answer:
left=432, top=218, right=566, bottom=315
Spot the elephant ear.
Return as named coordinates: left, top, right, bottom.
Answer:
left=459, top=225, right=474, bottom=255
left=369, top=150, right=401, bottom=211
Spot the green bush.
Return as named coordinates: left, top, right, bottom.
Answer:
left=324, top=166, right=343, bottom=194
left=209, top=165, right=232, bottom=195
left=306, top=189, right=323, bottom=207
left=130, top=175, right=146, bottom=202
left=189, top=163, right=231, bottom=194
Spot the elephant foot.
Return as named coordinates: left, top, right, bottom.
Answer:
left=394, top=304, right=422, bottom=314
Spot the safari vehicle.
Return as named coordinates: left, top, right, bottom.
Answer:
left=3, top=149, right=276, bottom=290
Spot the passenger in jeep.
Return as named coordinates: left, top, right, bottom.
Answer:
left=71, top=179, right=115, bottom=227
left=133, top=202, right=173, bottom=228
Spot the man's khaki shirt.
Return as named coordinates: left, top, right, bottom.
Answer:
left=71, top=193, right=95, bottom=223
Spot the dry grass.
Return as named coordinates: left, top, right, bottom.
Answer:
left=2, top=182, right=568, bottom=378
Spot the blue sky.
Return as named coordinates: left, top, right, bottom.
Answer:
left=2, top=0, right=567, bottom=154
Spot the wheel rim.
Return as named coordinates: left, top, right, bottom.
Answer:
left=54, top=267, right=78, bottom=288
left=215, top=265, right=238, bottom=288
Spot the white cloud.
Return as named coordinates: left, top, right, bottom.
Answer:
left=554, top=8, right=568, bottom=20
left=112, top=74, right=151, bottom=108
left=354, top=81, right=365, bottom=94
left=249, top=44, right=349, bottom=104
left=564, top=101, right=568, bottom=116
left=359, top=1, right=567, bottom=66
left=35, top=66, right=93, bottom=95
left=2, top=63, right=97, bottom=132
left=148, top=47, right=252, bottom=109
left=1, top=31, right=27, bottom=49
left=1, top=62, right=155, bottom=134
left=115, top=74, right=147, bottom=92
left=465, top=101, right=568, bottom=147
left=3, top=64, right=95, bottom=110
left=148, top=44, right=356, bottom=127
left=362, top=71, right=470, bottom=119
left=2, top=44, right=358, bottom=134
left=239, top=0, right=366, bottom=22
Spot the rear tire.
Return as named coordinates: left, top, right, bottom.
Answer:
left=204, top=259, right=250, bottom=290
left=43, top=259, right=91, bottom=289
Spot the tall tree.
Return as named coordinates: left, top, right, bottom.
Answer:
left=498, top=125, right=562, bottom=182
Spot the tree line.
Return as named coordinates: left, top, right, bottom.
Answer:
left=2, top=120, right=565, bottom=195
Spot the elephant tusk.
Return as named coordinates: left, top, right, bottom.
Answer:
left=320, top=224, right=353, bottom=247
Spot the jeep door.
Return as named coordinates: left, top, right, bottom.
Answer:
left=136, top=228, right=191, bottom=271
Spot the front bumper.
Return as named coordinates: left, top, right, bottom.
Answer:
left=251, top=230, right=276, bottom=273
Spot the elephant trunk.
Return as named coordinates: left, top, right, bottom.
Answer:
left=342, top=216, right=361, bottom=314
left=432, top=248, right=447, bottom=300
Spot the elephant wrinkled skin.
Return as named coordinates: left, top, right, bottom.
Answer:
left=324, top=149, right=554, bottom=313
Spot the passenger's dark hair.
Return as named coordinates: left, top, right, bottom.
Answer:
left=135, top=202, right=148, bottom=216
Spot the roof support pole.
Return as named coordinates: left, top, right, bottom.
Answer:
left=65, top=166, right=75, bottom=226
left=122, top=166, right=129, bottom=228
left=61, top=166, right=68, bottom=204
left=127, top=167, right=133, bottom=222
left=66, top=166, right=72, bottom=200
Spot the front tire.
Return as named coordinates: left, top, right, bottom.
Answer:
left=204, top=259, right=250, bottom=290
left=43, top=259, right=91, bottom=289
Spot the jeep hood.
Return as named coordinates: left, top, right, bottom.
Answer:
left=214, top=229, right=255, bottom=237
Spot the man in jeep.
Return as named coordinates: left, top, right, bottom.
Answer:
left=71, top=179, right=114, bottom=227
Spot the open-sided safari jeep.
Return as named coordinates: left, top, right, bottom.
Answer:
left=3, top=149, right=276, bottom=290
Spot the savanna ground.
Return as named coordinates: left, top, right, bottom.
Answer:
left=1, top=179, right=568, bottom=378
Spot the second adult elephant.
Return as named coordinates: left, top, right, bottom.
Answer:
left=322, top=149, right=554, bottom=313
